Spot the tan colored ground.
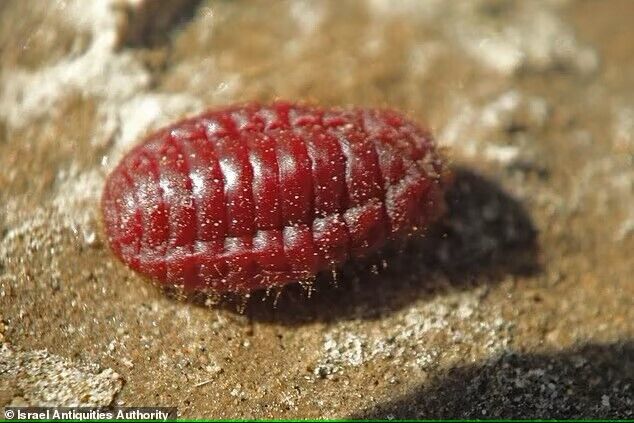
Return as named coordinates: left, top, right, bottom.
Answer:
left=0, top=0, right=632, bottom=418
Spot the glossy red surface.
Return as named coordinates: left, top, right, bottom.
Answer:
left=101, top=101, right=446, bottom=293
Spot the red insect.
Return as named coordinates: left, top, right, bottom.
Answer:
left=101, top=101, right=447, bottom=294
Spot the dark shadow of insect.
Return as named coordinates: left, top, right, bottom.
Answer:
left=191, top=167, right=539, bottom=324
left=351, top=341, right=634, bottom=419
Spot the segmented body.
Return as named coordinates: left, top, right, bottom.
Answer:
left=101, top=101, right=446, bottom=293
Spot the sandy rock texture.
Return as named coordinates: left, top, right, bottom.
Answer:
left=0, top=0, right=632, bottom=418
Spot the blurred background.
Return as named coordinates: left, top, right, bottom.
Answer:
left=0, top=0, right=632, bottom=418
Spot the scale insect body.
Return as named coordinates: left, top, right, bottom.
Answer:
left=102, top=101, right=446, bottom=294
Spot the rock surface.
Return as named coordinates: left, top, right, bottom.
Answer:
left=0, top=0, right=632, bottom=418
